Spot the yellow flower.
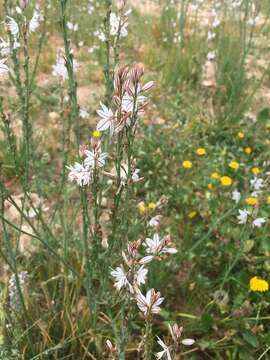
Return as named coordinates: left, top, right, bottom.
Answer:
left=267, top=196, right=270, bottom=205
left=138, top=202, right=146, bottom=215
left=188, top=211, right=197, bottom=219
left=211, top=172, right=220, bottom=179
left=207, top=183, right=213, bottom=190
left=244, top=147, right=252, bottom=154
left=229, top=161, right=240, bottom=170
left=148, top=202, right=157, bottom=210
left=245, top=197, right=258, bottom=206
left=196, top=148, right=206, bottom=156
left=252, top=167, right=260, bottom=176
left=182, top=160, right=193, bottom=169
left=238, top=131, right=245, bottom=139
left=220, top=176, right=232, bottom=186
left=249, top=276, right=269, bottom=292
left=92, top=130, right=102, bottom=138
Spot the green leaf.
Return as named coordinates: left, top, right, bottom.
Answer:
left=201, top=313, right=214, bottom=331
left=242, top=331, right=259, bottom=348
left=256, top=107, right=270, bottom=122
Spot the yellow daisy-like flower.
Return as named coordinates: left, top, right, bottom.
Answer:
left=244, top=147, right=252, bottom=154
left=267, top=196, right=270, bottom=205
left=188, top=211, right=197, bottom=219
left=238, top=131, right=245, bottom=139
left=245, top=197, right=258, bottom=206
left=249, top=276, right=269, bottom=292
left=148, top=202, right=157, bottom=210
left=182, top=160, right=193, bottom=169
left=229, top=161, right=240, bottom=170
left=252, top=167, right=260, bottom=176
left=92, top=130, right=102, bottom=139
left=220, top=176, right=232, bottom=186
left=207, top=183, right=213, bottom=190
left=196, top=148, right=206, bottom=156
left=137, top=202, right=146, bottom=215
left=211, top=172, right=220, bottom=179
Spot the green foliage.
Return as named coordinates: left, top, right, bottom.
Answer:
left=1, top=0, right=270, bottom=359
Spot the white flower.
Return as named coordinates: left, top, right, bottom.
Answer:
left=207, top=31, right=215, bottom=41
left=232, top=190, right=241, bottom=203
left=16, top=6, right=23, bottom=14
left=6, top=17, right=19, bottom=38
left=213, top=17, right=221, bottom=28
left=29, top=8, right=43, bottom=33
left=67, top=162, right=92, bottom=186
left=110, top=13, right=128, bottom=38
left=0, top=38, right=10, bottom=57
left=111, top=266, right=129, bottom=291
left=67, top=22, right=78, bottom=31
left=139, top=255, right=154, bottom=265
left=95, top=30, right=106, bottom=42
left=136, top=288, right=164, bottom=315
left=52, top=51, right=78, bottom=80
left=144, top=234, right=177, bottom=255
left=121, top=94, right=146, bottom=113
left=0, top=58, right=9, bottom=75
left=181, top=338, right=195, bottom=346
left=79, top=108, right=89, bottom=119
left=96, top=103, right=115, bottom=133
left=156, top=337, right=172, bottom=360
left=13, top=40, right=20, bottom=50
left=131, top=168, right=141, bottom=182
left=52, top=55, right=67, bottom=79
left=248, top=16, right=259, bottom=27
left=84, top=149, right=107, bottom=168
left=88, top=4, right=94, bottom=15
left=250, top=177, right=264, bottom=191
left=252, top=217, right=266, bottom=228
left=148, top=215, right=162, bottom=227
left=135, top=266, right=148, bottom=286
left=207, top=51, right=216, bottom=61
left=118, top=164, right=141, bottom=184
left=237, top=209, right=250, bottom=224
left=145, top=233, right=162, bottom=254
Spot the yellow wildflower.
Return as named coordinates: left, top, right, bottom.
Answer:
left=220, top=176, right=232, bottom=186
left=267, top=196, right=270, bottom=205
left=252, top=167, right=260, bottom=176
left=229, top=161, right=240, bottom=170
left=244, top=147, right=252, bottom=154
left=92, top=130, right=102, bottom=138
left=249, top=276, right=269, bottom=292
left=148, top=202, right=157, bottom=210
left=188, top=211, right=197, bottom=219
left=196, top=148, right=206, bottom=156
left=211, top=172, right=220, bottom=179
left=207, top=183, right=213, bottom=190
left=138, top=202, right=146, bottom=215
left=238, top=131, right=245, bottom=139
left=245, top=197, right=258, bottom=206
left=182, top=160, right=193, bottom=169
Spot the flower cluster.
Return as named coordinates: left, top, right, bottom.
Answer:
left=67, top=138, right=107, bottom=186
left=156, top=323, right=195, bottom=359
left=1, top=6, right=43, bottom=75
left=95, top=1, right=130, bottom=42
left=52, top=49, right=78, bottom=81
left=236, top=176, right=267, bottom=227
left=111, top=233, right=177, bottom=318
left=96, top=64, right=154, bottom=136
